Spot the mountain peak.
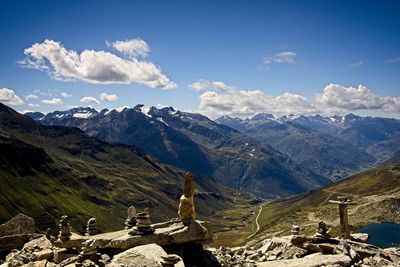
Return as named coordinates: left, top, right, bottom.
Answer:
left=251, top=113, right=275, bottom=121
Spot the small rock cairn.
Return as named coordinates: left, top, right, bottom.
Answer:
left=86, top=218, right=97, bottom=236
left=58, top=215, right=72, bottom=241
left=315, top=221, right=330, bottom=238
left=129, top=209, right=154, bottom=235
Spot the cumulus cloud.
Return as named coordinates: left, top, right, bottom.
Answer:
left=100, top=92, right=118, bottom=102
left=61, top=92, right=72, bottom=98
left=20, top=39, right=177, bottom=89
left=80, top=96, right=100, bottom=105
left=0, top=88, right=24, bottom=105
left=263, top=51, right=297, bottom=69
left=188, top=80, right=234, bottom=92
left=315, top=84, right=400, bottom=112
left=109, top=38, right=150, bottom=58
left=42, top=98, right=63, bottom=105
left=26, top=94, right=39, bottom=100
left=384, top=57, right=400, bottom=64
left=193, top=80, right=400, bottom=118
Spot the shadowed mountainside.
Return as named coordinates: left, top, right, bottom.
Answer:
left=0, top=103, right=253, bottom=234
left=28, top=106, right=329, bottom=198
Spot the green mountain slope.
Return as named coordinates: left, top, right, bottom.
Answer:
left=0, top=103, right=252, bottom=234
left=215, top=162, right=400, bottom=246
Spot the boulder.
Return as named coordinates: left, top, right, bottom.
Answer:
left=23, top=236, right=52, bottom=252
left=53, top=248, right=77, bottom=263
left=0, top=214, right=35, bottom=237
left=0, top=233, right=41, bottom=251
left=351, top=233, right=368, bottom=243
left=0, top=214, right=39, bottom=251
left=111, top=243, right=167, bottom=267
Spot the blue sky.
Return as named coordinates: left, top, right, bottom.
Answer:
left=0, top=0, right=399, bottom=118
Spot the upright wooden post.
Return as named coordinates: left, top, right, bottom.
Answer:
left=329, top=196, right=354, bottom=239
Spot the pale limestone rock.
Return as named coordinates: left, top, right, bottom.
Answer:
left=351, top=233, right=369, bottom=243
left=111, top=243, right=167, bottom=267
left=23, top=236, right=52, bottom=251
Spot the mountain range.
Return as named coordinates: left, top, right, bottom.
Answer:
left=0, top=103, right=250, bottom=233
left=216, top=113, right=400, bottom=180
left=27, top=105, right=330, bottom=198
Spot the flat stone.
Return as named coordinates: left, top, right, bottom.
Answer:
left=53, top=248, right=77, bottom=263
left=54, top=220, right=212, bottom=250
left=31, top=248, right=54, bottom=261
left=257, top=253, right=352, bottom=267
left=351, top=233, right=369, bottom=243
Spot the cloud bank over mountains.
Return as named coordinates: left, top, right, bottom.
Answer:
left=190, top=80, right=400, bottom=118
left=19, top=39, right=177, bottom=89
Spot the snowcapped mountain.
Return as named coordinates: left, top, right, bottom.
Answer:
left=216, top=113, right=400, bottom=180
left=27, top=105, right=330, bottom=198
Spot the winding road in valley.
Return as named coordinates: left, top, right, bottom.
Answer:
left=246, top=202, right=266, bottom=239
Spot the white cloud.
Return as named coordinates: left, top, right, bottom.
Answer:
left=42, top=98, right=63, bottom=105
left=0, top=88, right=24, bottom=105
left=28, top=103, right=40, bottom=107
left=263, top=51, right=297, bottom=69
left=109, top=38, right=150, bottom=58
left=384, top=57, right=400, bottom=64
left=188, top=80, right=234, bottom=92
left=315, top=84, right=400, bottom=112
left=26, top=94, right=39, bottom=100
left=349, top=61, right=363, bottom=68
left=20, top=39, right=177, bottom=89
left=80, top=96, right=100, bottom=105
left=193, top=80, right=400, bottom=118
left=188, top=80, right=210, bottom=91
left=100, top=92, right=118, bottom=102
left=61, top=92, right=72, bottom=98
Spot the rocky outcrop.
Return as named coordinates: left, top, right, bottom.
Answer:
left=210, top=234, right=400, bottom=267
left=0, top=214, right=40, bottom=252
left=0, top=214, right=35, bottom=237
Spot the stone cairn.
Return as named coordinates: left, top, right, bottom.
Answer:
left=76, top=239, right=101, bottom=266
left=315, top=221, right=330, bottom=238
left=291, top=224, right=300, bottom=235
left=124, top=205, right=136, bottom=229
left=86, top=218, right=97, bottom=236
left=129, top=209, right=154, bottom=235
left=178, top=172, right=196, bottom=225
left=160, top=254, right=182, bottom=267
left=58, top=215, right=72, bottom=242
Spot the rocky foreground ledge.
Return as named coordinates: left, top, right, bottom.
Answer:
left=1, top=174, right=399, bottom=266
left=212, top=234, right=400, bottom=266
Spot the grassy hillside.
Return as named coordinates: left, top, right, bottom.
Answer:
left=0, top=103, right=255, bottom=234
left=214, top=162, right=400, bottom=246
